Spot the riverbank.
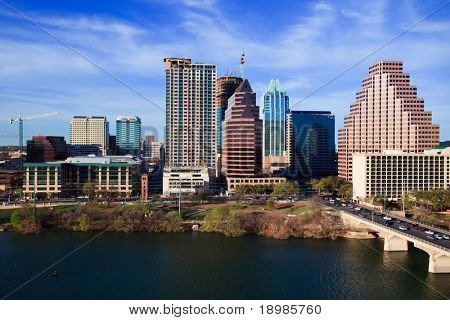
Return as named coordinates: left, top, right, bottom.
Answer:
left=1, top=200, right=359, bottom=240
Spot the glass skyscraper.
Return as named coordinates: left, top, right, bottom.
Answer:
left=288, top=111, right=336, bottom=179
left=164, top=58, right=217, bottom=167
left=261, top=79, right=289, bottom=172
left=116, top=116, right=142, bottom=156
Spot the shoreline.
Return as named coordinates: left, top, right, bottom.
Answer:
left=0, top=223, right=375, bottom=240
left=1, top=201, right=376, bottom=240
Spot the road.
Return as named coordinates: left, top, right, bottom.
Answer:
left=319, top=196, right=450, bottom=250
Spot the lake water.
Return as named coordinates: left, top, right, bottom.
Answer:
left=0, top=232, right=449, bottom=299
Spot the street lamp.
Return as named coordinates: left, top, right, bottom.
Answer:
left=178, top=176, right=182, bottom=219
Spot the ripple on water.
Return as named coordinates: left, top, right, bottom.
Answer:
left=0, top=232, right=449, bottom=299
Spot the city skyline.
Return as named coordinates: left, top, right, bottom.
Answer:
left=1, top=0, right=450, bottom=145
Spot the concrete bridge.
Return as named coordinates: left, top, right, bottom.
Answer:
left=340, top=211, right=450, bottom=273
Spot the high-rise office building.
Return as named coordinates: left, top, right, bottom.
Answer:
left=262, top=79, right=290, bottom=172
left=70, top=116, right=109, bottom=156
left=26, top=136, right=68, bottom=162
left=216, top=75, right=243, bottom=154
left=108, top=135, right=119, bottom=156
left=287, top=111, right=336, bottom=179
left=164, top=57, right=217, bottom=167
left=116, top=116, right=142, bottom=156
left=222, top=79, right=262, bottom=177
left=338, top=61, right=440, bottom=181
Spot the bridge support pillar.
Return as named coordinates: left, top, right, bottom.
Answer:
left=383, top=234, right=408, bottom=252
left=428, top=253, right=450, bottom=273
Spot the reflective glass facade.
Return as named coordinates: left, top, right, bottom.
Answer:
left=262, top=80, right=289, bottom=157
left=116, top=116, right=141, bottom=156
left=289, top=111, right=336, bottom=178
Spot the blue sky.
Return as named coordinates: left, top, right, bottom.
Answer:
left=0, top=0, right=449, bottom=145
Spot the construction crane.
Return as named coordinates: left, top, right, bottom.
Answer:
left=0, top=134, right=20, bottom=138
left=9, top=112, right=59, bottom=168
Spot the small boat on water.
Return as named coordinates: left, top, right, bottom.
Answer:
left=49, top=271, right=59, bottom=277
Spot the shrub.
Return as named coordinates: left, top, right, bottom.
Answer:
left=162, top=211, right=184, bottom=232
left=202, top=206, right=245, bottom=237
left=10, top=211, right=23, bottom=228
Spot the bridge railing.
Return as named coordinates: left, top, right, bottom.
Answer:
left=395, top=215, right=449, bottom=234
left=340, top=209, right=449, bottom=253
left=354, top=202, right=449, bottom=234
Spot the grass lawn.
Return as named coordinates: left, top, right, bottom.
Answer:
left=223, top=204, right=247, bottom=211
left=289, top=205, right=309, bottom=215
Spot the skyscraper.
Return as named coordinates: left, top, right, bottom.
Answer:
left=116, top=116, right=141, bottom=156
left=262, top=79, right=290, bottom=172
left=164, top=57, right=217, bottom=167
left=338, top=61, right=440, bottom=181
left=70, top=116, right=109, bottom=156
left=287, top=111, right=336, bottom=179
left=222, top=79, right=262, bottom=177
left=216, top=75, right=243, bottom=154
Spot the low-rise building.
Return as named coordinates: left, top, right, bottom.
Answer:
left=163, top=167, right=211, bottom=196
left=67, top=144, right=102, bottom=157
left=0, top=169, right=22, bottom=192
left=227, top=176, right=286, bottom=193
left=352, top=148, right=450, bottom=202
left=23, top=155, right=143, bottom=199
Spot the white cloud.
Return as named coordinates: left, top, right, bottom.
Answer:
left=409, top=20, right=450, bottom=33
left=313, top=1, right=333, bottom=12
left=1, top=0, right=450, bottom=144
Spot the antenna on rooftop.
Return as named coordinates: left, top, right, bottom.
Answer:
left=240, top=52, right=245, bottom=79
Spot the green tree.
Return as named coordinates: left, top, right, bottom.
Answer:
left=273, top=181, right=300, bottom=197
left=338, top=182, right=353, bottom=199
left=191, top=188, right=210, bottom=203
left=78, top=213, right=90, bottom=231
left=233, top=187, right=245, bottom=205
left=202, top=206, right=244, bottom=237
left=98, top=190, right=118, bottom=207
left=162, top=211, right=184, bottom=232
left=372, top=194, right=384, bottom=206
left=82, top=183, right=96, bottom=201
left=10, top=211, right=23, bottom=228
